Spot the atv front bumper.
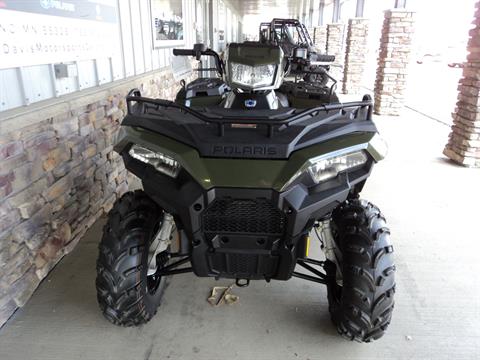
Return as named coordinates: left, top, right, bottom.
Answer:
left=121, top=151, right=373, bottom=281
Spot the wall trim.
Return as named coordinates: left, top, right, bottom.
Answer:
left=0, top=66, right=170, bottom=134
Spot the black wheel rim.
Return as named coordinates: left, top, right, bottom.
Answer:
left=146, top=252, right=169, bottom=295
left=146, top=273, right=162, bottom=295
left=325, top=260, right=343, bottom=306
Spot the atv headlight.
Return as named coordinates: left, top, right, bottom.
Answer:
left=230, top=62, right=276, bottom=88
left=369, top=133, right=388, bottom=160
left=129, top=144, right=181, bottom=178
left=282, top=149, right=368, bottom=191
left=307, top=151, right=368, bottom=183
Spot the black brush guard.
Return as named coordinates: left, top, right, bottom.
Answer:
left=123, top=89, right=376, bottom=159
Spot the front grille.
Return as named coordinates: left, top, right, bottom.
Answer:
left=203, top=198, right=286, bottom=235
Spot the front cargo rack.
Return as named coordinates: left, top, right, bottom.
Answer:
left=125, top=88, right=374, bottom=139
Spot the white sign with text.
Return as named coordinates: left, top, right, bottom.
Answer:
left=0, top=9, right=118, bottom=69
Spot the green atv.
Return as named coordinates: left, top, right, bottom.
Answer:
left=95, top=37, right=395, bottom=343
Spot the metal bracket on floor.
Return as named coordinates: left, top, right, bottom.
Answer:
left=292, top=257, right=330, bottom=285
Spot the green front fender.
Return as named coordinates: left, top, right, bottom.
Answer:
left=116, top=127, right=385, bottom=191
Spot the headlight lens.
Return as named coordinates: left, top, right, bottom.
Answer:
left=307, top=151, right=368, bottom=183
left=369, top=133, right=388, bottom=159
left=230, top=62, right=276, bottom=88
left=129, top=144, right=181, bottom=178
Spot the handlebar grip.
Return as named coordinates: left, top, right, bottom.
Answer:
left=316, top=54, right=336, bottom=62
left=172, top=49, right=196, bottom=56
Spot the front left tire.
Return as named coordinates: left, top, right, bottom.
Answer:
left=96, top=190, right=168, bottom=326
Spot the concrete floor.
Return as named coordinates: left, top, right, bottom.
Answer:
left=1, top=107, right=480, bottom=360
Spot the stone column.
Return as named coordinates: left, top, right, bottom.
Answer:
left=342, top=18, right=369, bottom=94
left=444, top=2, right=480, bottom=167
left=326, top=23, right=346, bottom=81
left=313, top=25, right=327, bottom=53
left=373, top=9, right=415, bottom=115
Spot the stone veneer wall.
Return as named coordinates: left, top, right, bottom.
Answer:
left=313, top=26, right=327, bottom=53
left=0, top=67, right=195, bottom=327
left=326, top=23, right=346, bottom=82
left=444, top=1, right=480, bottom=167
left=373, top=10, right=415, bottom=115
left=342, top=18, right=369, bottom=94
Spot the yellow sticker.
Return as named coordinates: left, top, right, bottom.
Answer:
left=305, top=236, right=310, bottom=257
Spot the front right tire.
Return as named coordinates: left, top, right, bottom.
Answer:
left=326, top=199, right=396, bottom=342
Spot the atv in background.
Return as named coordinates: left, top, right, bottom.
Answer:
left=260, top=18, right=339, bottom=105
left=95, top=36, right=395, bottom=343
left=259, top=18, right=316, bottom=55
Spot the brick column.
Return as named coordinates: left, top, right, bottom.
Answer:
left=313, top=25, right=327, bottom=53
left=373, top=10, right=415, bottom=115
left=326, top=23, right=346, bottom=81
left=342, top=18, right=369, bottom=94
left=444, top=2, right=480, bottom=167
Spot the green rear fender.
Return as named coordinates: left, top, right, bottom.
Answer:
left=116, top=127, right=385, bottom=191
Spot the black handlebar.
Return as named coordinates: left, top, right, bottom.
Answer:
left=173, top=43, right=334, bottom=79
left=173, top=45, right=224, bottom=77
left=316, top=54, right=336, bottom=62
left=172, top=49, right=196, bottom=57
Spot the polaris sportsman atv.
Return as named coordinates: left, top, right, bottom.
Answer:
left=259, top=19, right=338, bottom=89
left=96, top=37, right=395, bottom=342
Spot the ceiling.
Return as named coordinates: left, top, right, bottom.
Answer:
left=237, top=0, right=306, bottom=16
left=230, top=0, right=335, bottom=17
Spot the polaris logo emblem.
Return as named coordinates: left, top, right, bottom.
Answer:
left=245, top=99, right=257, bottom=108
left=212, top=145, right=277, bottom=156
